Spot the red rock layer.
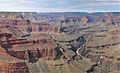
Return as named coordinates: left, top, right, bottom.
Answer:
left=0, top=47, right=29, bottom=73
left=8, top=48, right=56, bottom=60
left=0, top=20, right=55, bottom=33
left=0, top=61, right=29, bottom=73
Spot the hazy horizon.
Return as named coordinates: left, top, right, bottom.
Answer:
left=0, top=0, right=119, bottom=12
left=0, top=11, right=119, bottom=13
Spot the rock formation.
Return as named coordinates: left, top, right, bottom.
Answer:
left=80, top=16, right=89, bottom=25
left=0, top=47, right=29, bottom=73
left=0, top=12, right=119, bottom=73
left=0, top=26, right=58, bottom=73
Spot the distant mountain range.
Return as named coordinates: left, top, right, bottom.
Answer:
left=0, top=12, right=119, bottom=25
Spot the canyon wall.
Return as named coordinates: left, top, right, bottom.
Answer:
left=0, top=61, right=29, bottom=73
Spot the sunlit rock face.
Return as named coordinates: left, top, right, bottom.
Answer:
left=0, top=47, right=29, bottom=73
left=80, top=16, right=89, bottom=25
left=0, top=12, right=119, bottom=73
left=0, top=34, right=58, bottom=73
left=0, top=61, right=29, bottom=73
left=0, top=25, right=58, bottom=73
left=0, top=20, right=54, bottom=33
left=0, top=30, right=57, bottom=60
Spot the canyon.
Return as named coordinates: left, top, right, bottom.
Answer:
left=0, top=12, right=120, bottom=73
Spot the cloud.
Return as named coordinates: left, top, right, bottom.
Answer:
left=0, top=0, right=119, bottom=12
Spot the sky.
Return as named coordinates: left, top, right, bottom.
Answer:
left=0, top=0, right=119, bottom=12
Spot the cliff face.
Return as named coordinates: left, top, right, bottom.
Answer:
left=0, top=33, right=58, bottom=73
left=80, top=16, right=89, bottom=25
left=0, top=47, right=29, bottom=73
left=0, top=26, right=58, bottom=73
left=0, top=12, right=120, bottom=34
left=96, top=13, right=120, bottom=25
left=0, top=61, right=29, bottom=73
left=0, top=20, right=54, bottom=33
left=0, top=12, right=119, bottom=73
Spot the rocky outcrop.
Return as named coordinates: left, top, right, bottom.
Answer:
left=0, top=20, right=54, bottom=33
left=0, top=28, right=58, bottom=73
left=8, top=48, right=56, bottom=62
left=0, top=61, right=29, bottom=73
left=0, top=47, right=29, bottom=73
left=80, top=16, right=89, bottom=25
left=96, top=13, right=120, bottom=25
